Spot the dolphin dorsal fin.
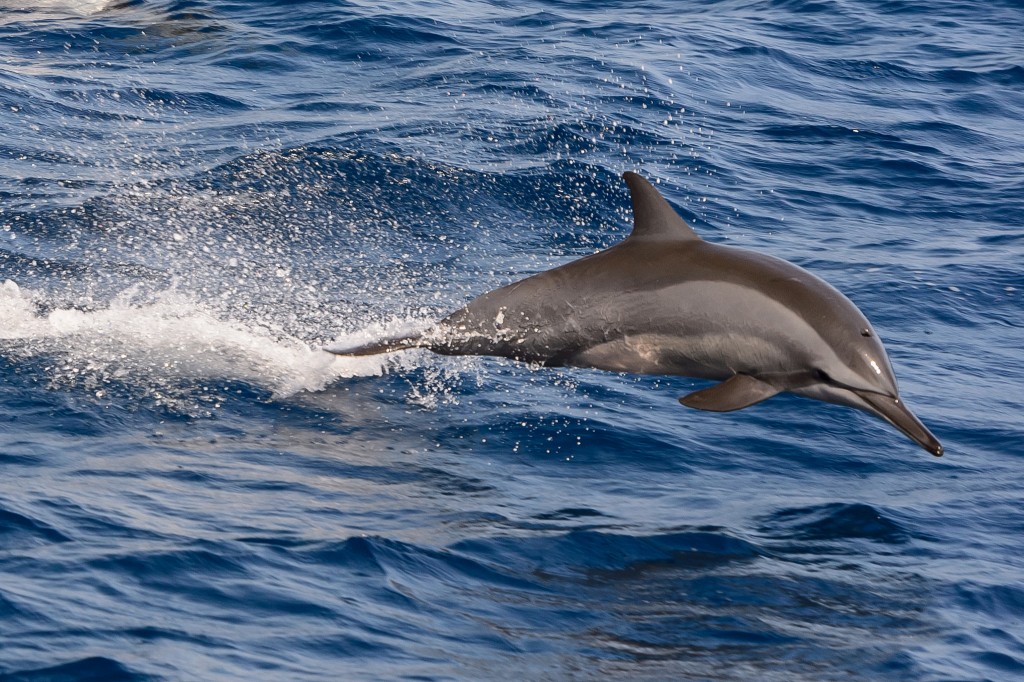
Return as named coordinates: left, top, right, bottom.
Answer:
left=623, top=171, right=700, bottom=242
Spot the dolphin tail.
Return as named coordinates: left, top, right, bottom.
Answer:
left=323, top=333, right=426, bottom=357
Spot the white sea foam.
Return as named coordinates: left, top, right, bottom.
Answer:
left=0, top=279, right=434, bottom=409
left=0, top=0, right=116, bottom=19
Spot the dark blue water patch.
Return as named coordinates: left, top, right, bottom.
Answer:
left=768, top=0, right=841, bottom=14
left=728, top=42, right=817, bottom=79
left=442, top=530, right=941, bottom=677
left=971, top=650, right=1024, bottom=675
left=0, top=437, right=62, bottom=469
left=703, top=392, right=921, bottom=474
left=253, top=537, right=544, bottom=658
left=0, top=507, right=71, bottom=549
left=121, top=624, right=218, bottom=649
left=0, top=656, right=154, bottom=682
left=305, top=535, right=544, bottom=595
left=500, top=9, right=566, bottom=30
left=931, top=64, right=1024, bottom=87
left=500, top=516, right=625, bottom=534
left=532, top=507, right=610, bottom=522
left=0, top=141, right=88, bottom=172
left=209, top=50, right=302, bottom=75
left=457, top=79, right=555, bottom=106
left=453, top=529, right=763, bottom=581
left=946, top=92, right=1006, bottom=118
left=943, top=584, right=1024, bottom=675
left=87, top=545, right=251, bottom=586
left=454, top=118, right=632, bottom=161
left=285, top=99, right=384, bottom=115
left=288, top=14, right=464, bottom=64
left=104, top=87, right=252, bottom=113
left=954, top=582, right=1024, bottom=624
left=815, top=58, right=922, bottom=84
left=758, top=124, right=943, bottom=161
left=292, top=536, right=391, bottom=577
left=0, top=591, right=51, bottom=632
left=0, top=388, right=112, bottom=440
left=756, top=502, right=913, bottom=545
left=198, top=438, right=440, bottom=493
left=978, top=230, right=1024, bottom=248
left=81, top=8, right=228, bottom=57
left=200, top=529, right=768, bottom=670
left=430, top=405, right=700, bottom=475
left=0, top=347, right=277, bottom=424
left=276, top=632, right=411, bottom=665
left=947, top=422, right=1024, bottom=462
left=413, top=466, right=496, bottom=497
left=36, top=496, right=187, bottom=545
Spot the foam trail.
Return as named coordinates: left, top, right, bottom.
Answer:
left=0, top=280, right=405, bottom=404
left=0, top=0, right=115, bottom=18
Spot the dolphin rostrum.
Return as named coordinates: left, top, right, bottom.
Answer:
left=327, top=172, right=942, bottom=456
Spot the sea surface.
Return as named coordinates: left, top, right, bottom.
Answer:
left=1, top=0, right=1022, bottom=679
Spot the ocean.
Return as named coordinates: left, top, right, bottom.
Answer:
left=1, top=0, right=1022, bottom=679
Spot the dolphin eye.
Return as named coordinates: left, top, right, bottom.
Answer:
left=860, top=329, right=872, bottom=337
left=814, top=369, right=831, bottom=382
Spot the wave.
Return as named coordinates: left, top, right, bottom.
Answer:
left=0, top=656, right=154, bottom=682
left=756, top=502, right=914, bottom=545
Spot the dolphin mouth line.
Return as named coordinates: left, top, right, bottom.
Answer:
left=853, top=390, right=943, bottom=457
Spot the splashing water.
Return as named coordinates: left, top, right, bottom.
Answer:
left=0, top=279, right=438, bottom=412
left=0, top=0, right=116, bottom=20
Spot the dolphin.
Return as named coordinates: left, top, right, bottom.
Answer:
left=327, top=172, right=942, bottom=456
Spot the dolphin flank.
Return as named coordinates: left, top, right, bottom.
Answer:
left=327, top=172, right=942, bottom=456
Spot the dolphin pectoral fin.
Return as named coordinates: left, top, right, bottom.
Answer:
left=679, top=374, right=781, bottom=412
left=854, top=391, right=943, bottom=457
left=323, top=333, right=424, bottom=357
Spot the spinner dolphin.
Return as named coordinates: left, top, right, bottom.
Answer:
left=327, top=172, right=942, bottom=456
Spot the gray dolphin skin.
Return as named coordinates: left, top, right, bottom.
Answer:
left=327, top=172, right=942, bottom=456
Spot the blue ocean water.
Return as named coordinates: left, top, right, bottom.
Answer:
left=1, top=0, right=1022, bottom=678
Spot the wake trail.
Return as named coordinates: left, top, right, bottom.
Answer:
left=0, top=279, right=432, bottom=410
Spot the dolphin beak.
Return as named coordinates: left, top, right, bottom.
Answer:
left=854, top=391, right=943, bottom=457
